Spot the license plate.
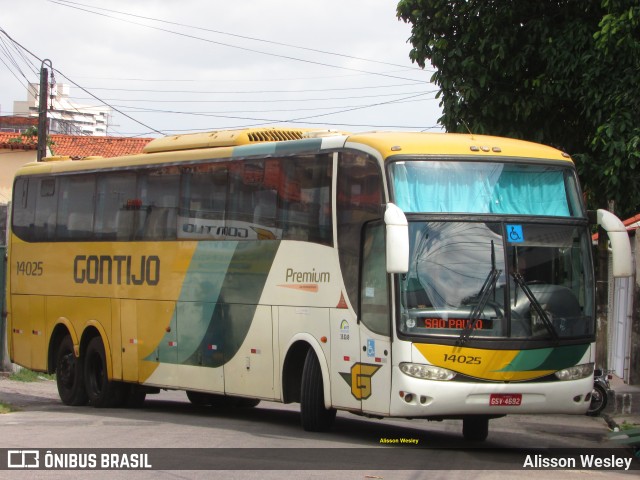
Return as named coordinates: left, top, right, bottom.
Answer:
left=489, top=393, right=522, bottom=406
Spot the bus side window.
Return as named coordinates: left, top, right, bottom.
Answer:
left=138, top=168, right=180, bottom=240
left=179, top=164, right=228, bottom=240
left=57, top=175, right=96, bottom=240
left=279, top=155, right=332, bottom=245
left=361, top=222, right=390, bottom=335
left=94, top=173, right=136, bottom=241
left=33, top=178, right=58, bottom=241
left=11, top=177, right=36, bottom=241
left=337, top=152, right=384, bottom=310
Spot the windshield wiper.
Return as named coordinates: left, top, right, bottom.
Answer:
left=511, top=272, right=559, bottom=343
left=458, top=241, right=501, bottom=346
left=457, top=268, right=501, bottom=345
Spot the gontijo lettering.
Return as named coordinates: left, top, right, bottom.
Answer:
left=73, top=255, right=160, bottom=285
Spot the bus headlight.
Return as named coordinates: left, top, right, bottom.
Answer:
left=554, top=363, right=594, bottom=381
left=400, top=362, right=456, bottom=381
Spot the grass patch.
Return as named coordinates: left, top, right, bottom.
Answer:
left=620, top=421, right=640, bottom=431
left=9, top=369, right=55, bottom=383
left=0, top=402, right=16, bottom=414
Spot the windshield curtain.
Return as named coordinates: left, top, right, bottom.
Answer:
left=390, top=161, right=582, bottom=216
left=399, top=221, right=594, bottom=342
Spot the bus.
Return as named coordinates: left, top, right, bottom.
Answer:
left=7, top=127, right=632, bottom=441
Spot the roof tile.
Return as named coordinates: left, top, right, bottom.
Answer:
left=0, top=132, right=154, bottom=157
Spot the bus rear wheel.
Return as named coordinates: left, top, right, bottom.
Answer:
left=84, top=336, right=123, bottom=408
left=462, top=416, right=489, bottom=442
left=300, top=350, right=336, bottom=432
left=55, top=335, right=88, bottom=406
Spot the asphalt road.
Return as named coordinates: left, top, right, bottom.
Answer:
left=0, top=376, right=637, bottom=479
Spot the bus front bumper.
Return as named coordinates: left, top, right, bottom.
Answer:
left=389, top=366, right=593, bottom=418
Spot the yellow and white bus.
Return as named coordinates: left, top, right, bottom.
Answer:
left=7, top=128, right=632, bottom=441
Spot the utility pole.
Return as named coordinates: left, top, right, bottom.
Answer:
left=37, top=59, right=53, bottom=162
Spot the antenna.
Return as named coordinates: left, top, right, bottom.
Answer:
left=460, top=119, right=474, bottom=140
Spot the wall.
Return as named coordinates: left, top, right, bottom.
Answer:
left=0, top=149, right=37, bottom=204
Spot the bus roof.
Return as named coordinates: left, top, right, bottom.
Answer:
left=15, top=128, right=572, bottom=176
left=346, top=131, right=571, bottom=162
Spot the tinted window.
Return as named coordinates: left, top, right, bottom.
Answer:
left=57, top=175, right=95, bottom=240
left=337, top=152, right=384, bottom=309
left=94, top=173, right=136, bottom=240
left=137, top=167, right=180, bottom=240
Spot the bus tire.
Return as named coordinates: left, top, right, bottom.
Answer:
left=462, top=416, right=489, bottom=442
left=300, top=350, right=336, bottom=432
left=55, top=335, right=88, bottom=406
left=186, top=390, right=213, bottom=406
left=84, top=336, right=120, bottom=408
left=124, top=384, right=147, bottom=408
left=187, top=391, right=260, bottom=408
left=233, top=398, right=260, bottom=408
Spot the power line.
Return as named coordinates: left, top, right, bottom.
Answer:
left=81, top=82, right=425, bottom=95
left=47, top=0, right=429, bottom=84
left=69, top=89, right=432, bottom=104
left=0, top=27, right=165, bottom=136
left=50, top=0, right=431, bottom=73
left=70, top=68, right=424, bottom=83
left=109, top=96, right=436, bottom=116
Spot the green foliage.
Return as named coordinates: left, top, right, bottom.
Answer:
left=397, top=0, right=640, bottom=217
left=8, top=126, right=38, bottom=144
left=7, top=125, right=55, bottom=150
left=0, top=402, right=16, bottom=414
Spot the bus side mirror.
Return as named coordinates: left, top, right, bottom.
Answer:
left=597, top=209, right=633, bottom=277
left=384, top=203, right=409, bottom=274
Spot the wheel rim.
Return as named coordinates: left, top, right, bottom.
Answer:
left=589, top=388, right=604, bottom=412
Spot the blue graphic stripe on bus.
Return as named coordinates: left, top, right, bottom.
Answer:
left=232, top=138, right=322, bottom=158
left=146, top=240, right=280, bottom=368
left=506, top=225, right=524, bottom=243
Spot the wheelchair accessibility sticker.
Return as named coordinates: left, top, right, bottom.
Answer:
left=506, top=225, right=524, bottom=243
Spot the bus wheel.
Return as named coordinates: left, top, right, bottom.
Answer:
left=186, top=390, right=213, bottom=406
left=233, top=398, right=260, bottom=408
left=300, top=350, right=336, bottom=432
left=124, top=385, right=147, bottom=408
left=55, top=335, right=88, bottom=406
left=462, top=416, right=489, bottom=442
left=84, top=336, right=120, bottom=408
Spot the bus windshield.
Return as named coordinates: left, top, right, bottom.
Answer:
left=389, top=160, right=584, bottom=217
left=398, top=221, right=595, bottom=342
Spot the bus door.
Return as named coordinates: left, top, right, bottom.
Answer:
left=358, top=221, right=391, bottom=415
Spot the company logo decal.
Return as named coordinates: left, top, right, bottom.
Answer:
left=73, top=255, right=160, bottom=286
left=340, top=362, right=382, bottom=400
left=339, top=320, right=350, bottom=340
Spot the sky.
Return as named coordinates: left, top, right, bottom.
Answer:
left=0, top=0, right=442, bottom=139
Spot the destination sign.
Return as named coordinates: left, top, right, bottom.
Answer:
left=420, top=317, right=494, bottom=330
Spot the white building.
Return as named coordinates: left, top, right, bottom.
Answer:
left=13, top=83, right=111, bottom=136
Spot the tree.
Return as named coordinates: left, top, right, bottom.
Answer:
left=397, top=0, right=640, bottom=218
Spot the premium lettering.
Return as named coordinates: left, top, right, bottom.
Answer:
left=74, top=255, right=160, bottom=286
left=285, top=268, right=330, bottom=283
